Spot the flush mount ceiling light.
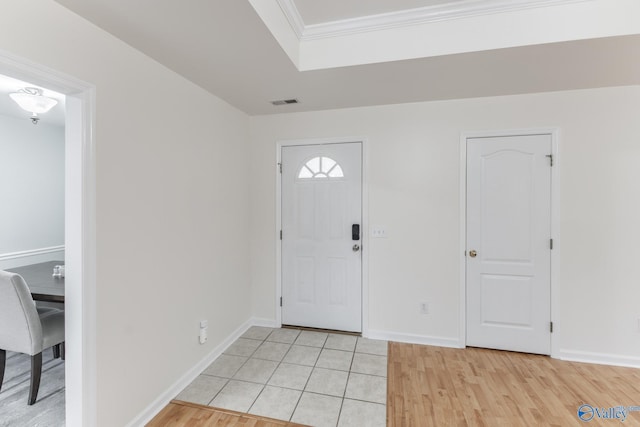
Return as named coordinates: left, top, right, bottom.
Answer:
left=9, top=87, right=58, bottom=124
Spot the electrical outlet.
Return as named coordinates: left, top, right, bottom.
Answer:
left=420, top=302, right=429, bottom=314
left=199, top=320, right=208, bottom=344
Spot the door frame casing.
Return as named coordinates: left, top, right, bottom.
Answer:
left=459, top=128, right=560, bottom=358
left=276, top=137, right=369, bottom=336
left=0, top=49, right=97, bottom=426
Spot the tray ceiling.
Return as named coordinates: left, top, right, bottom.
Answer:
left=292, top=0, right=460, bottom=25
left=50, top=0, right=640, bottom=115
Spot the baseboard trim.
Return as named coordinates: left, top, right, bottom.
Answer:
left=126, top=318, right=256, bottom=427
left=250, top=317, right=280, bottom=328
left=367, top=329, right=463, bottom=349
left=0, top=245, right=65, bottom=261
left=558, top=349, right=640, bottom=369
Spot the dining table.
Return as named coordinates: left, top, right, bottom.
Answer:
left=6, top=261, right=65, bottom=303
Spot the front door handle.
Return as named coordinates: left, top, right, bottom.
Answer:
left=352, top=244, right=360, bottom=252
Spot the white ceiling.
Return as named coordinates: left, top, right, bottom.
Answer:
left=293, top=0, right=457, bottom=25
left=51, top=0, right=640, bottom=116
left=0, top=74, right=66, bottom=126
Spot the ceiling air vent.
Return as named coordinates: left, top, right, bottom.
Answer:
left=271, top=98, right=299, bottom=106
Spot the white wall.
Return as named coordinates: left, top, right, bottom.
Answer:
left=0, top=2, right=251, bottom=426
left=249, top=86, right=640, bottom=366
left=0, top=114, right=65, bottom=269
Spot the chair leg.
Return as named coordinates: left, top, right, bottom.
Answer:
left=0, top=349, right=5, bottom=393
left=28, top=352, right=42, bottom=405
left=52, top=345, right=60, bottom=359
left=61, top=343, right=65, bottom=361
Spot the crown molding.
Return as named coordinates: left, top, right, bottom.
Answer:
left=276, top=0, right=305, bottom=39
left=278, top=0, right=593, bottom=41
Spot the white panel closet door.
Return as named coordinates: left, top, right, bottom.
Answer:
left=466, top=134, right=552, bottom=355
left=281, top=142, right=362, bottom=332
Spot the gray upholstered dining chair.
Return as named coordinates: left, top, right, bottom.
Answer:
left=0, top=271, right=65, bottom=405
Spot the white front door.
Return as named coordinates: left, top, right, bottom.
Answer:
left=466, top=134, right=552, bottom=355
left=281, top=142, right=362, bottom=332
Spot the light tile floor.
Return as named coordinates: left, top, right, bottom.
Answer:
left=176, top=327, right=387, bottom=427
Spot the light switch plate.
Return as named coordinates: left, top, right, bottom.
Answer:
left=371, top=226, right=387, bottom=238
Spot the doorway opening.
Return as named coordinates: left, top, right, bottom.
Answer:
left=0, top=50, right=96, bottom=426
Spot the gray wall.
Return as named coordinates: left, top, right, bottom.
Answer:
left=0, top=114, right=64, bottom=269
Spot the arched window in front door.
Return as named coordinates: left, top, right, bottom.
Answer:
left=297, top=156, right=344, bottom=179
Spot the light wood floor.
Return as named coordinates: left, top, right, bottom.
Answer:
left=147, top=400, right=307, bottom=427
left=387, top=343, right=640, bottom=426
left=148, top=342, right=640, bottom=426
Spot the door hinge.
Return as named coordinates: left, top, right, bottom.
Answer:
left=278, top=162, right=282, bottom=173
left=546, top=154, right=553, bottom=167
left=550, top=239, right=554, bottom=250
left=550, top=322, right=554, bottom=333
left=280, top=230, right=282, bottom=240
left=280, top=297, right=283, bottom=307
